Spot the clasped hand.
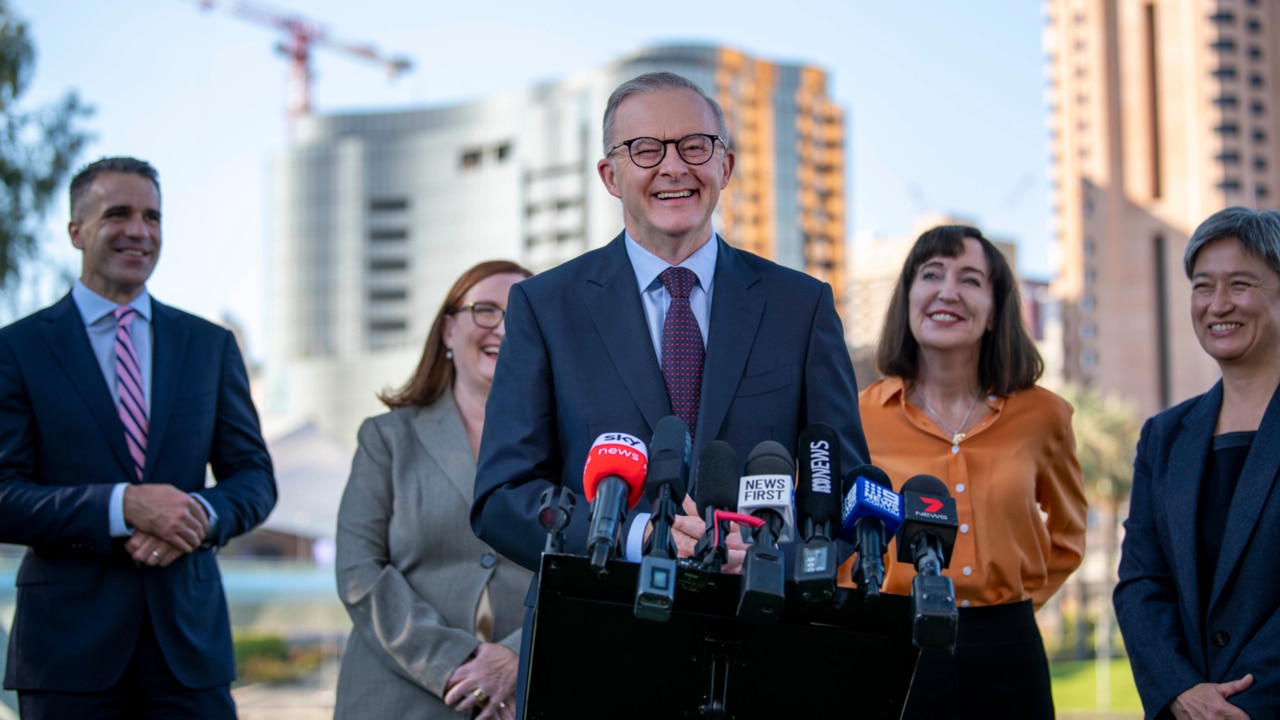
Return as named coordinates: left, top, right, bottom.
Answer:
left=666, top=495, right=749, bottom=574
left=1171, top=674, right=1253, bottom=720
left=444, top=643, right=517, bottom=720
left=122, top=484, right=210, bottom=567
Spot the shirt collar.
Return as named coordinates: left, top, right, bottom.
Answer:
left=72, top=279, right=152, bottom=326
left=624, top=231, right=718, bottom=294
left=873, top=376, right=908, bottom=407
left=874, top=375, right=1005, bottom=411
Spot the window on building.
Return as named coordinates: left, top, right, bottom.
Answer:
left=1216, top=122, right=1241, bottom=137
left=1254, top=128, right=1268, bottom=143
left=1250, top=73, right=1266, bottom=88
left=369, top=259, right=408, bottom=272
left=1219, top=179, right=1243, bottom=192
left=1213, top=94, right=1240, bottom=108
left=1080, top=322, right=1096, bottom=341
left=369, top=197, right=409, bottom=212
left=1255, top=156, right=1269, bottom=171
left=1217, top=150, right=1242, bottom=164
left=370, top=228, right=408, bottom=242
left=1256, top=184, right=1271, bottom=199
left=1209, top=10, right=1235, bottom=24
left=1246, top=18, right=1261, bottom=33
left=1248, top=45, right=1264, bottom=60
left=1211, top=38, right=1237, bottom=53
left=1213, top=66, right=1239, bottom=80
left=1252, top=100, right=1267, bottom=116
left=1081, top=349, right=1097, bottom=371
left=369, top=320, right=407, bottom=332
left=495, top=143, right=512, bottom=162
left=461, top=149, right=483, bottom=170
left=369, top=289, right=408, bottom=302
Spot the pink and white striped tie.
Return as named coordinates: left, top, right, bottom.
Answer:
left=114, top=306, right=148, bottom=482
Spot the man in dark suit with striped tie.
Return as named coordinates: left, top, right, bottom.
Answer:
left=0, top=156, right=277, bottom=719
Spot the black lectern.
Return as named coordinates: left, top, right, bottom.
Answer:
left=523, top=554, right=918, bottom=719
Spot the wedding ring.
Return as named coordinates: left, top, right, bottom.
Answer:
left=472, top=687, right=489, bottom=703
left=151, top=550, right=161, bottom=559
left=499, top=701, right=508, bottom=709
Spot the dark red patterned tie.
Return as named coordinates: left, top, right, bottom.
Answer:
left=659, top=267, right=704, bottom=441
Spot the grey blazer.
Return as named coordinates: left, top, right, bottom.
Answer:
left=334, top=390, right=533, bottom=719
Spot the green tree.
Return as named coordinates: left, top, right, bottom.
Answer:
left=1060, top=382, right=1142, bottom=707
left=0, top=0, right=92, bottom=291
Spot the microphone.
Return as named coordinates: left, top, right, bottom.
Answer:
left=635, top=416, right=691, bottom=622
left=898, top=474, right=960, bottom=650
left=582, top=432, right=648, bottom=572
left=896, top=474, right=958, bottom=572
left=838, top=464, right=904, bottom=600
left=689, top=440, right=740, bottom=573
left=793, top=423, right=842, bottom=602
left=537, top=486, right=576, bottom=555
left=736, top=440, right=795, bottom=621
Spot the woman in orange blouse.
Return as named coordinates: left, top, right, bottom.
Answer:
left=848, top=224, right=1087, bottom=718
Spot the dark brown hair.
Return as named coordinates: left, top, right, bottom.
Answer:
left=875, top=225, right=1043, bottom=396
left=378, top=260, right=532, bottom=409
left=70, top=156, right=161, bottom=221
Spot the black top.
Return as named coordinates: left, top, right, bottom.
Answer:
left=1197, top=430, right=1256, bottom=615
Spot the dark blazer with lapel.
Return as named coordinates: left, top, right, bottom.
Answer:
left=471, top=233, right=869, bottom=571
left=0, top=292, right=276, bottom=692
left=1114, top=381, right=1280, bottom=718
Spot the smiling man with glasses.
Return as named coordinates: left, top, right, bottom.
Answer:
left=471, top=72, right=870, bottom=713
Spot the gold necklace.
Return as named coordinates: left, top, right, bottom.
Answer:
left=916, top=390, right=981, bottom=453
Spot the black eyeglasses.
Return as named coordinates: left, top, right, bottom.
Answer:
left=448, top=302, right=505, bottom=329
left=607, top=133, right=724, bottom=169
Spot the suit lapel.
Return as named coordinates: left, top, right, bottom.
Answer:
left=409, top=390, right=476, bottom=503
left=1209, top=383, right=1280, bottom=609
left=696, top=239, right=764, bottom=454
left=583, top=234, right=668, bottom=432
left=1167, top=384, right=1219, bottom=634
left=146, top=299, right=189, bottom=483
left=37, top=294, right=134, bottom=477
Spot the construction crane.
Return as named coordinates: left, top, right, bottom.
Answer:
left=195, top=0, right=412, bottom=131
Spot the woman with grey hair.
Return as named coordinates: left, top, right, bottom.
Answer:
left=1115, top=206, right=1280, bottom=719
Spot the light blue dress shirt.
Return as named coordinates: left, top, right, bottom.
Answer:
left=621, top=232, right=718, bottom=561
left=623, top=231, right=716, bottom=364
left=71, top=280, right=217, bottom=539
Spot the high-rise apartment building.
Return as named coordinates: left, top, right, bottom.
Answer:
left=265, top=44, right=846, bottom=447
left=1045, top=0, right=1280, bottom=417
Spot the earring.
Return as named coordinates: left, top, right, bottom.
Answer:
left=446, top=350, right=454, bottom=359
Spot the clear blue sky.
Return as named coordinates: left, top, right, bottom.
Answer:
left=11, top=0, right=1050, bottom=361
